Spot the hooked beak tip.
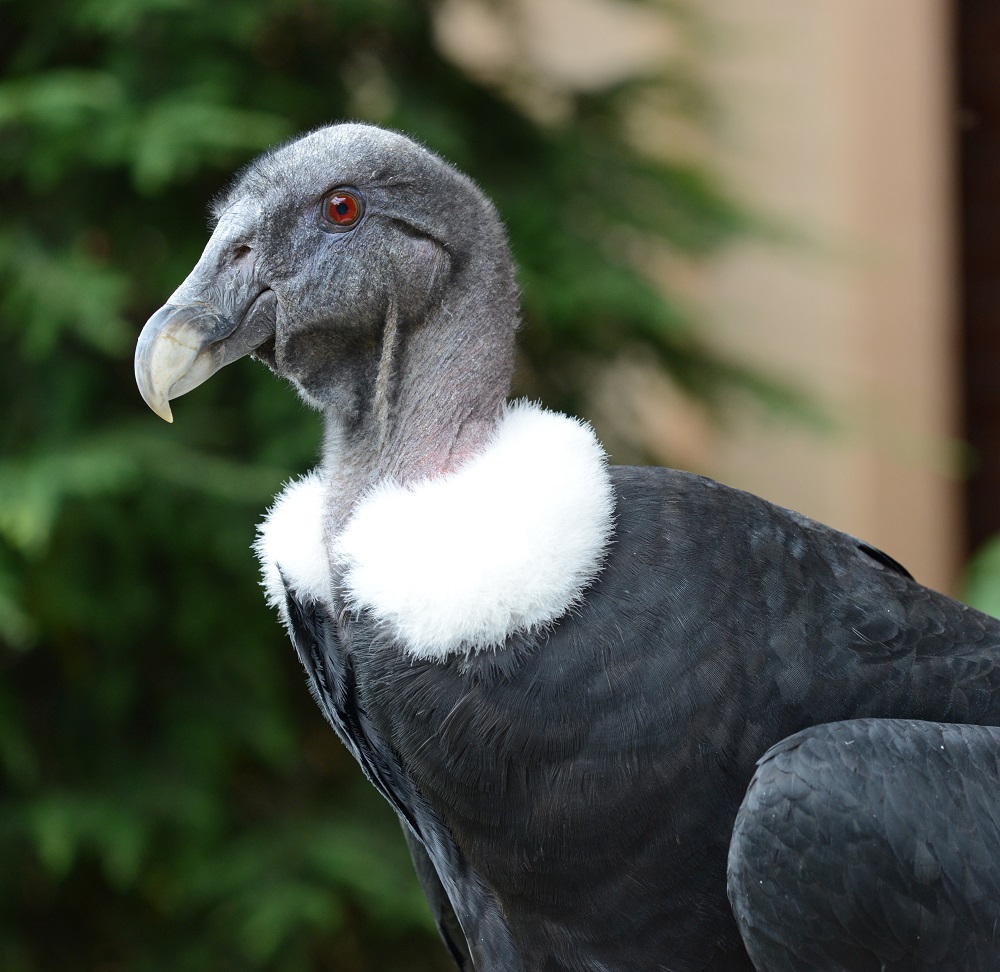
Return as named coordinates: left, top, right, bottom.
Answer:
left=134, top=340, right=177, bottom=422
left=134, top=302, right=230, bottom=424
left=151, top=400, right=175, bottom=424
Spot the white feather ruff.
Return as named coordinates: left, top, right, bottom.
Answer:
left=335, top=401, right=615, bottom=660
left=255, top=402, right=615, bottom=659
left=255, top=469, right=330, bottom=622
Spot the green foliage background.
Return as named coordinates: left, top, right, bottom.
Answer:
left=1, top=1, right=761, bottom=968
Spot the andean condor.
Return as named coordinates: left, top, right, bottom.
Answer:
left=134, top=123, right=1000, bottom=971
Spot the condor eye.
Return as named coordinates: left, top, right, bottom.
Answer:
left=321, top=188, right=364, bottom=229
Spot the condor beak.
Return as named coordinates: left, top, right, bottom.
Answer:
left=134, top=241, right=276, bottom=422
left=134, top=303, right=239, bottom=422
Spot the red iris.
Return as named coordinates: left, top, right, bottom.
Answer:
left=324, top=190, right=362, bottom=227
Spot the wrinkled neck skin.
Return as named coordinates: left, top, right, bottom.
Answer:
left=318, top=263, right=516, bottom=537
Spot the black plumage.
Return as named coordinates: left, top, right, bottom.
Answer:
left=730, top=720, right=1000, bottom=970
left=134, top=123, right=1000, bottom=971
left=287, top=468, right=1000, bottom=970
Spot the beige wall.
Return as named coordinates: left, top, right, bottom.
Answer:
left=703, top=0, right=959, bottom=592
left=437, top=0, right=961, bottom=592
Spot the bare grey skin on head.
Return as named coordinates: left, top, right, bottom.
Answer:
left=136, top=123, right=1000, bottom=972
left=136, top=124, right=517, bottom=531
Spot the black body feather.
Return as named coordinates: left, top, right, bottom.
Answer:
left=729, top=719, right=1000, bottom=971
left=286, top=466, right=1000, bottom=972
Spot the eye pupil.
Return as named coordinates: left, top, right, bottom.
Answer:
left=325, top=190, right=361, bottom=227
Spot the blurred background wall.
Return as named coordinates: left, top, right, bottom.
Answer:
left=447, top=0, right=963, bottom=592
left=489, top=0, right=961, bottom=591
left=704, top=0, right=958, bottom=595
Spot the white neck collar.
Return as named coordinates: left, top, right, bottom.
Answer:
left=256, top=401, right=616, bottom=661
